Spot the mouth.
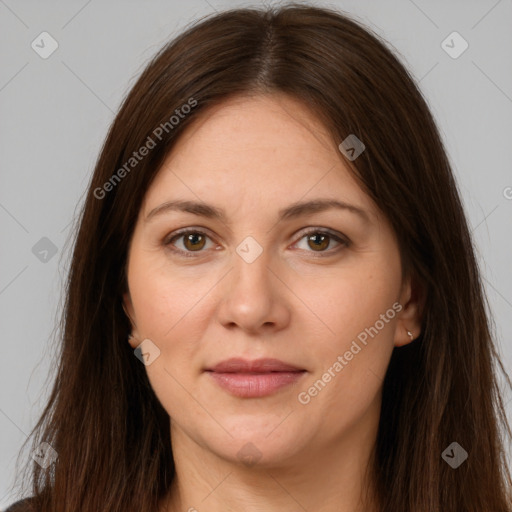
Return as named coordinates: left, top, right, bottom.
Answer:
left=204, top=358, right=307, bottom=398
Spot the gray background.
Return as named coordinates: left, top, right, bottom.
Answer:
left=1, top=0, right=511, bottom=508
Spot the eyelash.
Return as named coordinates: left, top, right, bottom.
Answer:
left=163, top=227, right=350, bottom=258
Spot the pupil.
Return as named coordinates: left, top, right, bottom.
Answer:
left=309, top=233, right=328, bottom=251
left=186, top=233, right=204, bottom=250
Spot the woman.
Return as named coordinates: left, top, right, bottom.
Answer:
left=6, top=3, right=512, bottom=511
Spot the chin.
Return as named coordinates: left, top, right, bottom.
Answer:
left=205, top=419, right=309, bottom=468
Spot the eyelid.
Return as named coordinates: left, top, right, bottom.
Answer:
left=164, top=226, right=216, bottom=244
left=163, top=227, right=218, bottom=255
left=293, top=226, right=349, bottom=244
left=290, top=227, right=349, bottom=255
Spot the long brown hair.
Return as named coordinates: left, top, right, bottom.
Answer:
left=10, top=3, right=512, bottom=511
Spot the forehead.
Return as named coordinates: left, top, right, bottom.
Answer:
left=141, top=93, right=377, bottom=221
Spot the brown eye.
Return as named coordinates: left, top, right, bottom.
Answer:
left=182, top=232, right=206, bottom=251
left=294, top=229, right=349, bottom=256
left=165, top=229, right=215, bottom=257
left=306, top=232, right=330, bottom=251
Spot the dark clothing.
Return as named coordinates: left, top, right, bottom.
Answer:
left=4, top=497, right=35, bottom=512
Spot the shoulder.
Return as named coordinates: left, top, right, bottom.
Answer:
left=4, top=497, right=37, bottom=512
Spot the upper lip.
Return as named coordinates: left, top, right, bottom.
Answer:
left=205, top=358, right=305, bottom=373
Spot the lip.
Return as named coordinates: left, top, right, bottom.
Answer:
left=205, top=358, right=306, bottom=398
left=206, top=357, right=304, bottom=373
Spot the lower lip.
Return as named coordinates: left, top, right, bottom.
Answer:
left=206, top=371, right=306, bottom=398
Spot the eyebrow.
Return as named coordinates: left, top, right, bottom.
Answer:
left=145, top=198, right=371, bottom=225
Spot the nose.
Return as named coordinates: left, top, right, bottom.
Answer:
left=215, top=245, right=291, bottom=335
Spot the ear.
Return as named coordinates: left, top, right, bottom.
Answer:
left=122, top=292, right=140, bottom=349
left=394, top=272, right=424, bottom=348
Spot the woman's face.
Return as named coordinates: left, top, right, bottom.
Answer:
left=123, top=93, right=420, bottom=468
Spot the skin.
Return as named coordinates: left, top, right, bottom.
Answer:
left=123, top=93, right=422, bottom=512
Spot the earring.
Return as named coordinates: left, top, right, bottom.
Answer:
left=407, top=330, right=414, bottom=342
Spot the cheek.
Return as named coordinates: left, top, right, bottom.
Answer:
left=128, top=265, right=212, bottom=415
left=128, top=250, right=214, bottom=342
left=127, top=255, right=219, bottom=409
left=293, top=264, right=399, bottom=411
left=296, top=261, right=400, bottom=347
